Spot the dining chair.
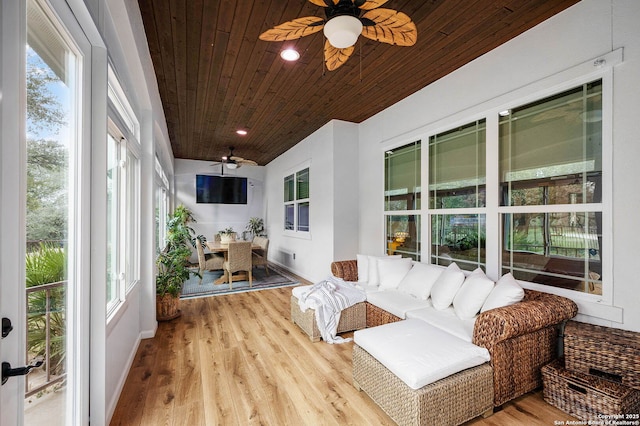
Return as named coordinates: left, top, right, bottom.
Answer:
left=196, top=238, right=224, bottom=284
left=251, top=236, right=269, bottom=276
left=223, top=241, right=252, bottom=289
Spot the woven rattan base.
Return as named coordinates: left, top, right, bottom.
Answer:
left=366, top=302, right=402, bottom=328
left=290, top=295, right=366, bottom=342
left=353, top=345, right=493, bottom=426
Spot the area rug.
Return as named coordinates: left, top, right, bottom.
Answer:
left=180, top=265, right=299, bottom=298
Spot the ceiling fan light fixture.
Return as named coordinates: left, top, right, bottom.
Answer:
left=225, top=162, right=238, bottom=170
left=323, top=15, right=362, bottom=49
left=280, top=48, right=300, bottom=61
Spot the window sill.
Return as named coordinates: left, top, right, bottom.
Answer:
left=283, top=230, right=312, bottom=240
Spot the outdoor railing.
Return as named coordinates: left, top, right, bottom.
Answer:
left=25, top=280, right=66, bottom=398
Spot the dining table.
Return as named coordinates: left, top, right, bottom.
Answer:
left=205, top=240, right=261, bottom=284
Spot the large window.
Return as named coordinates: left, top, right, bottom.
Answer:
left=106, top=68, right=140, bottom=316
left=429, top=120, right=486, bottom=270
left=499, top=80, right=603, bottom=295
left=384, top=141, right=421, bottom=260
left=284, top=167, right=310, bottom=233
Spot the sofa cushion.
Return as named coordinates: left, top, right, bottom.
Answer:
left=480, top=272, right=525, bottom=313
left=430, top=262, right=466, bottom=310
left=377, top=257, right=413, bottom=290
left=405, top=305, right=476, bottom=342
left=453, top=268, right=495, bottom=319
left=366, top=290, right=430, bottom=319
left=354, top=319, right=490, bottom=390
left=356, top=254, right=370, bottom=283
left=358, top=254, right=402, bottom=286
left=397, top=262, right=444, bottom=299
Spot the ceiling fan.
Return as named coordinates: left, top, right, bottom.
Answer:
left=214, top=147, right=258, bottom=170
left=259, top=0, right=417, bottom=71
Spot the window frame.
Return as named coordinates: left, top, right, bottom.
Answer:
left=383, top=141, right=422, bottom=261
left=379, top=52, right=617, bottom=314
left=427, top=119, right=487, bottom=271
left=283, top=165, right=311, bottom=237
left=106, top=65, right=141, bottom=320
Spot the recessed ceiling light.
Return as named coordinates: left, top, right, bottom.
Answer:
left=280, top=49, right=300, bottom=61
left=236, top=129, right=248, bottom=136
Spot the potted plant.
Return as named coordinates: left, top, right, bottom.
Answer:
left=218, top=226, right=237, bottom=244
left=155, top=204, right=204, bottom=320
left=245, top=217, right=265, bottom=240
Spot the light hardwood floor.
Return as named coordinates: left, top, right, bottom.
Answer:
left=110, top=285, right=572, bottom=425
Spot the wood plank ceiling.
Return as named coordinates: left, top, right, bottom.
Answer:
left=137, top=0, right=581, bottom=166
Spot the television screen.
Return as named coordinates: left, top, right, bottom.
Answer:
left=196, top=175, right=247, bottom=204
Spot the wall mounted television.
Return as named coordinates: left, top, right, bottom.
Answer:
left=196, top=175, right=248, bottom=204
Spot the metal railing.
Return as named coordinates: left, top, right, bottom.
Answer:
left=25, top=280, right=66, bottom=398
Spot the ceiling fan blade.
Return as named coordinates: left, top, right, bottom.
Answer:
left=238, top=159, right=258, bottom=166
left=361, top=9, right=417, bottom=46
left=308, top=0, right=338, bottom=6
left=324, top=40, right=354, bottom=71
left=357, top=0, right=390, bottom=11
left=259, top=16, right=324, bottom=42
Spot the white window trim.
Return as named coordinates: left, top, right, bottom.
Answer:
left=283, top=162, right=311, bottom=239
left=105, top=68, right=141, bottom=320
left=379, top=49, right=621, bottom=322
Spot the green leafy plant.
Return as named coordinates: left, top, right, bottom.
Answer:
left=245, top=217, right=265, bottom=238
left=218, top=226, right=235, bottom=236
left=25, top=243, right=66, bottom=376
left=156, top=205, right=202, bottom=297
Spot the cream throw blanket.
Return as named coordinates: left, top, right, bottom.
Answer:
left=298, top=276, right=366, bottom=344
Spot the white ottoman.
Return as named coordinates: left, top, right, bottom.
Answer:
left=353, top=319, right=494, bottom=425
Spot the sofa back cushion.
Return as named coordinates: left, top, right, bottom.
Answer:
left=357, top=254, right=402, bottom=285
left=430, top=262, right=466, bottom=310
left=377, top=257, right=413, bottom=289
left=453, top=268, right=495, bottom=319
left=480, top=272, right=525, bottom=312
left=397, top=262, right=444, bottom=299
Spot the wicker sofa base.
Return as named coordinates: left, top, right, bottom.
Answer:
left=366, top=301, right=402, bottom=328
left=290, top=295, right=366, bottom=342
left=353, top=344, right=494, bottom=426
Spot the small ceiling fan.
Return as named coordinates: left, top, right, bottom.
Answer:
left=214, top=147, right=258, bottom=170
left=259, top=0, right=417, bottom=71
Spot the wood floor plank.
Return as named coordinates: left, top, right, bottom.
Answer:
left=111, top=279, right=574, bottom=425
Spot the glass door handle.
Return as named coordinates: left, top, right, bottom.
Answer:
left=1, top=359, right=43, bottom=385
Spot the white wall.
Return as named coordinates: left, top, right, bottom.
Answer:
left=264, top=120, right=359, bottom=282
left=265, top=0, right=640, bottom=332
left=94, top=0, right=174, bottom=423
left=174, top=159, right=266, bottom=261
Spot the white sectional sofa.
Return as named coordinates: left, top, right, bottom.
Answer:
left=329, top=257, right=579, bottom=416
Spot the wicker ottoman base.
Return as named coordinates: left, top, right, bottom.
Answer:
left=290, top=295, right=366, bottom=342
left=353, top=344, right=494, bottom=426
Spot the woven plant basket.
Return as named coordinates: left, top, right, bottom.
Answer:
left=156, top=294, right=181, bottom=321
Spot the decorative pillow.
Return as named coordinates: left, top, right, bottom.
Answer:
left=397, top=262, right=444, bottom=299
left=378, top=257, right=413, bottom=290
left=356, top=254, right=369, bottom=283
left=430, top=263, right=466, bottom=310
left=453, top=268, right=495, bottom=319
left=480, top=273, right=525, bottom=313
left=367, top=255, right=401, bottom=286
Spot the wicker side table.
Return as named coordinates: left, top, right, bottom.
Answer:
left=290, top=295, right=366, bottom=342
